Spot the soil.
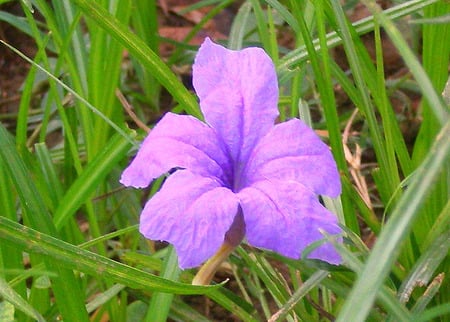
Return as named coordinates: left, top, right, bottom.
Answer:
left=0, top=3, right=36, bottom=125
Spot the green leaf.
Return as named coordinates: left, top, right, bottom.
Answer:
left=361, top=0, right=449, bottom=125
left=0, top=124, right=89, bottom=321
left=397, top=228, right=450, bottom=304
left=336, top=119, right=450, bottom=321
left=268, top=270, right=329, bottom=322
left=86, top=284, right=126, bottom=314
left=67, top=0, right=202, bottom=119
left=0, top=216, right=220, bottom=295
left=0, top=276, right=45, bottom=322
left=0, top=301, right=15, bottom=322
left=53, top=132, right=133, bottom=229
left=228, top=1, right=252, bottom=50
left=145, top=247, right=181, bottom=322
left=277, top=0, right=441, bottom=81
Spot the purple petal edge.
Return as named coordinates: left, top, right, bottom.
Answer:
left=238, top=179, right=342, bottom=265
left=139, top=171, right=239, bottom=269
left=120, top=112, right=232, bottom=189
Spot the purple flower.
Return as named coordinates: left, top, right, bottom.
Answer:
left=121, top=38, right=342, bottom=269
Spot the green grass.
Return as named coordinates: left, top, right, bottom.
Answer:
left=0, top=0, right=449, bottom=321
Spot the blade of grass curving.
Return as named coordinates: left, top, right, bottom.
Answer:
left=409, top=3, right=450, bottom=306
left=0, top=160, right=28, bottom=317
left=397, top=228, right=450, bottom=304
left=277, top=0, right=440, bottom=81
left=422, top=200, right=450, bottom=250
left=131, top=0, right=160, bottom=109
left=0, top=11, right=54, bottom=50
left=336, top=119, right=450, bottom=321
left=0, top=277, right=45, bottom=322
left=237, top=249, right=312, bottom=319
left=277, top=256, right=408, bottom=321
left=86, top=284, right=126, bottom=314
left=53, top=132, right=133, bottom=229
left=363, top=0, right=449, bottom=283
left=329, top=0, right=401, bottom=207
left=49, top=1, right=97, bottom=158
left=146, top=247, right=181, bottom=322
left=14, top=48, right=39, bottom=149
left=330, top=241, right=413, bottom=321
left=35, top=143, right=85, bottom=244
left=373, top=19, right=413, bottom=177
left=341, top=176, right=381, bottom=234
left=0, top=216, right=219, bottom=295
left=87, top=0, right=131, bottom=157
left=265, top=5, right=279, bottom=63
left=32, top=0, right=96, bottom=160
left=35, top=143, right=64, bottom=209
left=249, top=0, right=270, bottom=51
left=264, top=0, right=299, bottom=33
left=67, top=0, right=201, bottom=119
left=166, top=0, right=234, bottom=66
left=169, top=297, right=211, bottom=322
left=0, top=124, right=89, bottom=321
left=416, top=304, right=450, bottom=322
left=19, top=5, right=86, bottom=178
left=51, top=0, right=88, bottom=92
left=361, top=0, right=449, bottom=125
left=207, top=287, right=259, bottom=322
left=238, top=251, right=288, bottom=306
left=228, top=1, right=252, bottom=50
left=1, top=40, right=135, bottom=145
left=296, top=0, right=358, bottom=233
left=411, top=273, right=444, bottom=315
left=268, top=270, right=329, bottom=322
left=311, top=0, right=346, bottom=169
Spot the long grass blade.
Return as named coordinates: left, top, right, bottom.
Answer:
left=0, top=277, right=45, bottom=322
left=67, top=0, right=202, bottom=119
left=0, top=216, right=219, bottom=295
left=336, top=119, right=450, bottom=321
left=0, top=124, right=90, bottom=321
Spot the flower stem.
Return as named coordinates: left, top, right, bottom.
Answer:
left=192, top=242, right=236, bottom=285
left=192, top=210, right=245, bottom=285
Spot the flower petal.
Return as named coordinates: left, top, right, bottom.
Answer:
left=238, top=179, right=342, bottom=264
left=140, top=171, right=239, bottom=269
left=192, top=38, right=279, bottom=171
left=120, top=112, right=232, bottom=188
left=243, top=119, right=341, bottom=197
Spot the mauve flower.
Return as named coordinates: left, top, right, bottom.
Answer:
left=121, top=38, right=342, bottom=269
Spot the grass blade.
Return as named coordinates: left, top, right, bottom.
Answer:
left=0, top=124, right=89, bottom=321
left=228, top=1, right=252, bottom=50
left=67, top=0, right=202, bottom=119
left=0, top=277, right=45, bottom=322
left=53, top=132, right=133, bottom=229
left=0, top=216, right=219, bottom=295
left=146, top=247, right=181, bottom=322
left=336, top=119, right=450, bottom=321
left=361, top=0, right=449, bottom=125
